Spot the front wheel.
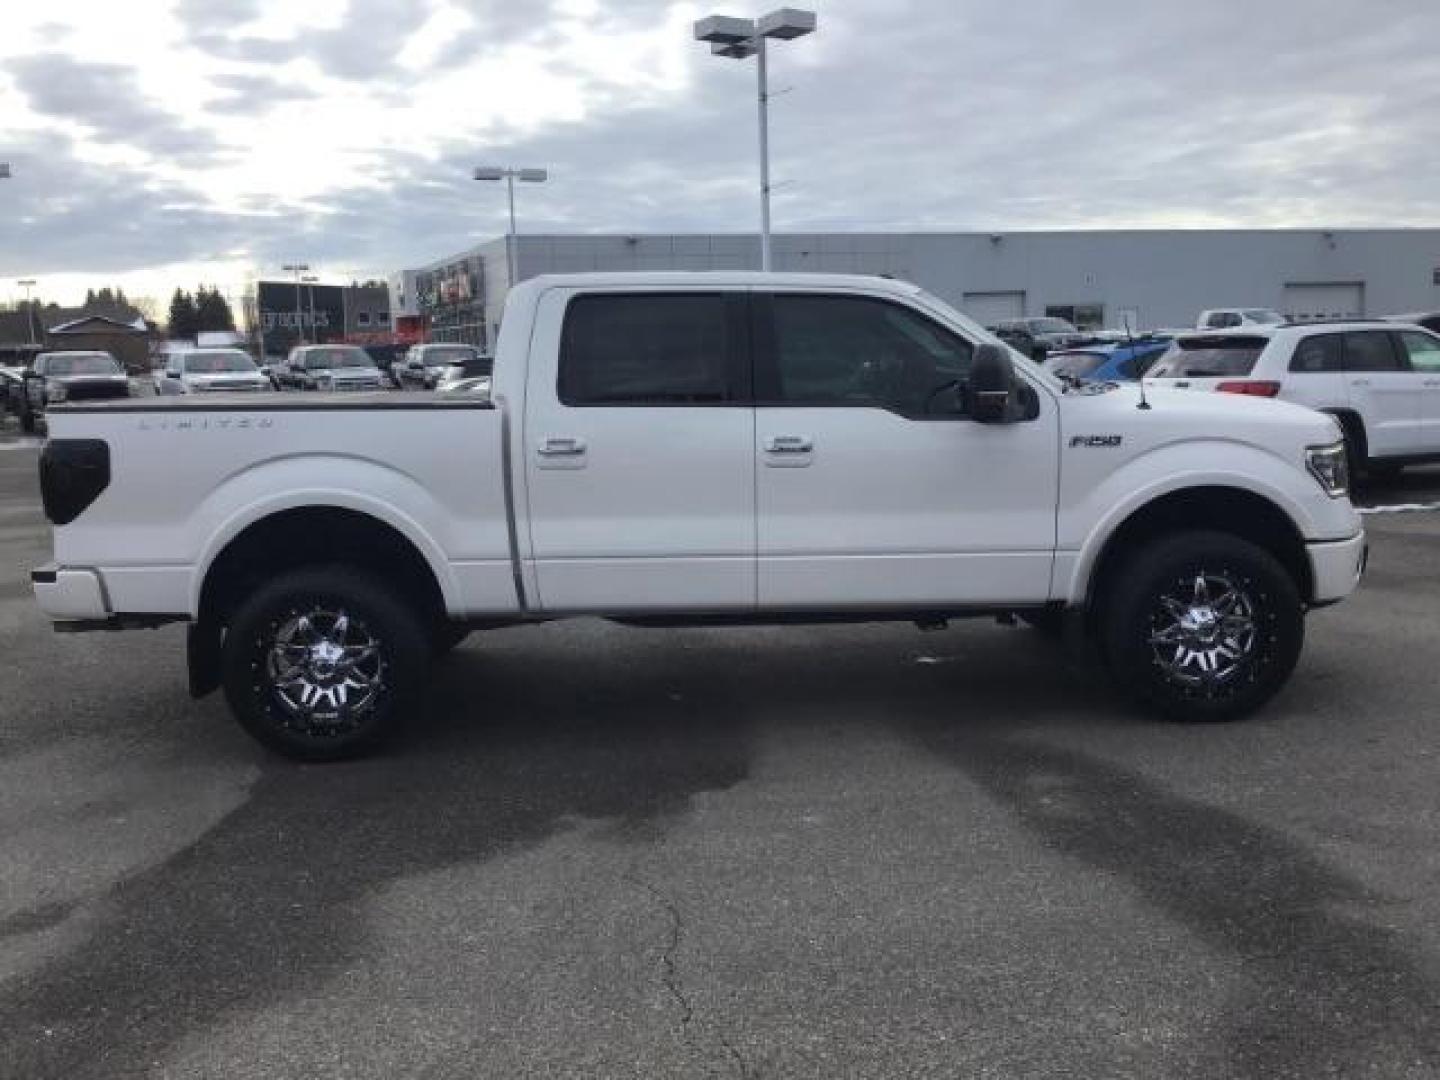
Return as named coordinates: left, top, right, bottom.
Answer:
left=1099, top=531, right=1303, bottom=722
left=221, top=567, right=429, bottom=760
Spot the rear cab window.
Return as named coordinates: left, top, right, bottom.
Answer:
left=1147, top=335, right=1268, bottom=378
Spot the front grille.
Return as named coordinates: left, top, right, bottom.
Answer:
left=204, top=381, right=266, bottom=391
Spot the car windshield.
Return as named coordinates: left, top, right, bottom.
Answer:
left=1147, top=336, right=1268, bottom=377
left=424, top=346, right=479, bottom=366
left=41, top=353, right=120, bottom=375
left=303, top=347, right=371, bottom=370
left=1047, top=351, right=1108, bottom=379
left=1031, top=318, right=1076, bottom=334
left=184, top=351, right=255, bottom=373
left=1243, top=309, right=1284, bottom=323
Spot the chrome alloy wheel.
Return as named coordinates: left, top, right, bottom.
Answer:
left=1148, top=571, right=1259, bottom=688
left=266, top=609, right=386, bottom=730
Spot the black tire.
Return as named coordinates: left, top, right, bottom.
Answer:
left=221, top=566, right=429, bottom=761
left=1098, top=530, right=1303, bottom=722
left=1019, top=610, right=1065, bottom=638
left=431, top=623, right=471, bottom=658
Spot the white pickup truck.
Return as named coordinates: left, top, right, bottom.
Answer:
left=32, top=273, right=1366, bottom=759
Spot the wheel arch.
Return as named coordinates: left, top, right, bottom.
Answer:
left=197, top=503, right=451, bottom=628
left=1081, top=485, right=1314, bottom=615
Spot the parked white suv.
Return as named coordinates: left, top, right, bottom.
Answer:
left=1196, top=308, right=1286, bottom=330
left=1145, top=321, right=1440, bottom=476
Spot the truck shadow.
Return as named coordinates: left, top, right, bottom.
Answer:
left=0, top=633, right=755, bottom=1078
left=901, top=715, right=1440, bottom=1076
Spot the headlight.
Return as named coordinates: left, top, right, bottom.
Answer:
left=46, top=384, right=67, bottom=403
left=1306, top=441, right=1349, bottom=498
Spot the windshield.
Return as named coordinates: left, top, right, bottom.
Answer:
left=40, top=353, right=120, bottom=376
left=184, top=351, right=256, bottom=373
left=1147, top=336, right=1267, bottom=378
left=424, top=345, right=479, bottom=366
left=1031, top=318, right=1077, bottom=334
left=1047, top=351, right=1108, bottom=379
left=303, top=347, right=372, bottom=370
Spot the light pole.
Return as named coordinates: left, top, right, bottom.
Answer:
left=18, top=278, right=37, bottom=344
left=694, top=8, right=816, bottom=272
left=472, top=166, right=547, bottom=290
left=301, top=275, right=320, bottom=343
left=282, top=263, right=309, bottom=344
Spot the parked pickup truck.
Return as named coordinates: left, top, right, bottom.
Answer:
left=32, top=273, right=1366, bottom=760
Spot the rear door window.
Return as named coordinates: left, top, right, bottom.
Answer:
left=1288, top=333, right=1344, bottom=373
left=1341, top=331, right=1403, bottom=372
left=559, top=293, right=737, bottom=405
left=1147, top=336, right=1267, bottom=378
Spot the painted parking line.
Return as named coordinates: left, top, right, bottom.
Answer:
left=1358, top=502, right=1440, bottom=515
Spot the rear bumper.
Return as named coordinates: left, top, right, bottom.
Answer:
left=32, top=564, right=109, bottom=620
left=1307, top=533, right=1367, bottom=605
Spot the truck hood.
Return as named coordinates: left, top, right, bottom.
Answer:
left=1061, top=381, right=1343, bottom=458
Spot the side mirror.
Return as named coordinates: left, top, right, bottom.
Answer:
left=969, top=343, right=1017, bottom=424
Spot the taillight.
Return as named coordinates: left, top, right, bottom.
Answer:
left=1216, top=380, right=1282, bottom=397
left=40, top=439, right=110, bottom=525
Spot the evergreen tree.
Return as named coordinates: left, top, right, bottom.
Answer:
left=167, top=288, right=199, bottom=339
left=195, top=285, right=236, bottom=332
left=84, top=288, right=97, bottom=307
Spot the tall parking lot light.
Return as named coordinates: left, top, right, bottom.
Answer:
left=18, top=278, right=37, bottom=344
left=694, top=8, right=817, bottom=272
left=282, top=263, right=309, bottom=344
left=301, top=275, right=320, bottom=344
left=473, top=166, right=548, bottom=290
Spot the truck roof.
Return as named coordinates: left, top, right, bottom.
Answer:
left=521, top=271, right=925, bottom=294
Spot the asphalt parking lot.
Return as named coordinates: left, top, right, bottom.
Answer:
left=2, top=432, right=1439, bottom=1079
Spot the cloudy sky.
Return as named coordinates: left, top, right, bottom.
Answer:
left=2, top=0, right=1438, bottom=308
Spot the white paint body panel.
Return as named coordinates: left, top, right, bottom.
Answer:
left=34, top=272, right=1364, bottom=628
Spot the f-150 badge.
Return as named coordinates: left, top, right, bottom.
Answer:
left=1070, top=435, right=1123, bottom=448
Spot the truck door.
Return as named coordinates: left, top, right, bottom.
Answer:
left=752, top=290, right=1059, bottom=608
left=522, top=288, right=756, bottom=612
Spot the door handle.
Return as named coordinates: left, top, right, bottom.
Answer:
left=538, top=436, right=586, bottom=456
left=1350, top=379, right=1372, bottom=387
left=764, top=435, right=813, bottom=453
left=1425, top=379, right=1440, bottom=388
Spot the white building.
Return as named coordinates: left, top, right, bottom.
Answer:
left=403, top=229, right=1440, bottom=349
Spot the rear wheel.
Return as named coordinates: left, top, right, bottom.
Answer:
left=1099, top=531, right=1303, bottom=722
left=221, top=566, right=428, bottom=760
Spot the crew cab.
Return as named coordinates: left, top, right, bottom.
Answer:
left=32, top=273, right=1366, bottom=760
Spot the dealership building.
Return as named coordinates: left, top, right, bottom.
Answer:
left=395, top=228, right=1440, bottom=350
